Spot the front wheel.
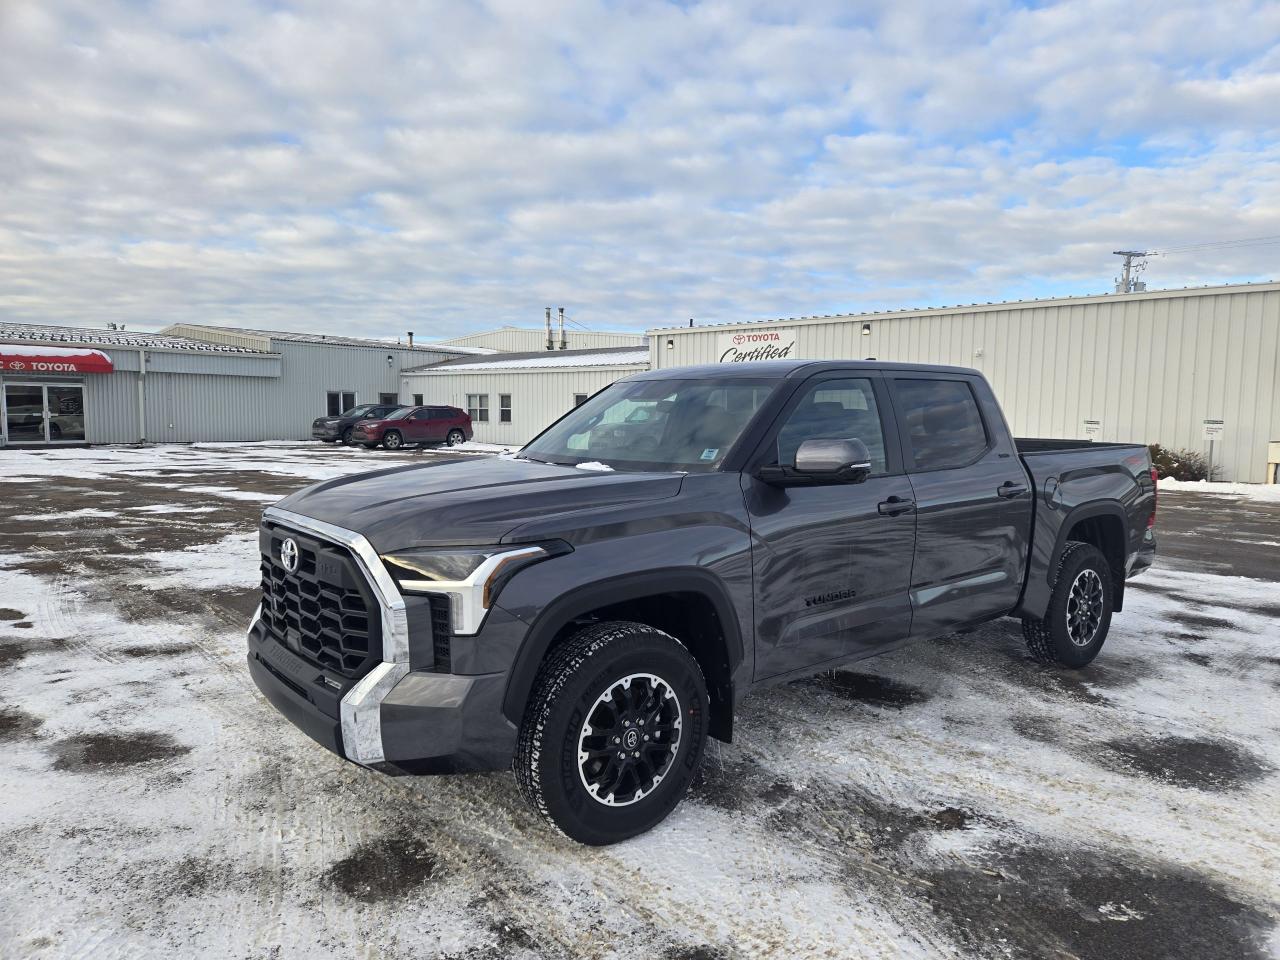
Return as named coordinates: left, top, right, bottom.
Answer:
left=382, top=430, right=403, bottom=450
left=341, top=427, right=353, bottom=445
left=446, top=429, right=466, bottom=446
left=1022, top=541, right=1114, bottom=668
left=515, top=621, right=708, bottom=845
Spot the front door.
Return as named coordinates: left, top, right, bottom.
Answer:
left=744, top=373, right=917, bottom=680
left=3, top=383, right=86, bottom=444
left=406, top=408, right=435, bottom=443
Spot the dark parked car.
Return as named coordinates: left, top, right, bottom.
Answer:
left=249, top=361, right=1156, bottom=844
left=312, top=404, right=400, bottom=445
left=350, top=405, right=472, bottom=450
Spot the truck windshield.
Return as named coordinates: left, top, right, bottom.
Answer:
left=520, top=377, right=779, bottom=472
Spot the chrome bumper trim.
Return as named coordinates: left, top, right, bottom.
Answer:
left=262, top=505, right=409, bottom=766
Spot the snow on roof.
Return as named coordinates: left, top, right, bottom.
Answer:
left=175, top=323, right=491, bottom=354
left=0, top=321, right=267, bottom=353
left=408, top=346, right=649, bottom=373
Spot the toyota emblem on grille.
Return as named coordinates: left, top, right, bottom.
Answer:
left=280, top=538, right=299, bottom=573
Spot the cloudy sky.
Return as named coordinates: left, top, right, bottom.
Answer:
left=2, top=0, right=1279, bottom=339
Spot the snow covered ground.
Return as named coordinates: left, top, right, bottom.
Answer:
left=0, top=444, right=1277, bottom=960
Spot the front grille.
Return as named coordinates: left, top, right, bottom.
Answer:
left=258, top=524, right=382, bottom=679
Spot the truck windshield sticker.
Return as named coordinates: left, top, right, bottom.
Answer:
left=700, top=448, right=719, bottom=461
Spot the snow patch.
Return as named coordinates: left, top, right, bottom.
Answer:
left=1160, top=478, right=1280, bottom=501
left=574, top=460, right=614, bottom=472
left=138, top=532, right=260, bottom=589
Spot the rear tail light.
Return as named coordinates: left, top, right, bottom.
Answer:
left=1148, top=466, right=1158, bottom=528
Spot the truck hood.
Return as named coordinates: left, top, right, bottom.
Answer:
left=272, top=455, right=683, bottom=550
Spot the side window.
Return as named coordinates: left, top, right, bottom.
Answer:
left=378, top=392, right=398, bottom=405
left=412, top=394, right=424, bottom=406
left=573, top=393, right=589, bottom=407
left=775, top=378, right=888, bottom=474
left=894, top=379, right=988, bottom=471
left=467, top=393, right=489, bottom=422
left=499, top=394, right=512, bottom=423
left=412, top=408, right=432, bottom=421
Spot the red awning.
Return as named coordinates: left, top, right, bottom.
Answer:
left=1, top=345, right=115, bottom=375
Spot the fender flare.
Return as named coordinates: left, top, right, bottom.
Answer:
left=1050, top=501, right=1128, bottom=577
left=500, top=567, right=744, bottom=726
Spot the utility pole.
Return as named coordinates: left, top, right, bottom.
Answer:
left=1113, top=250, right=1149, bottom=294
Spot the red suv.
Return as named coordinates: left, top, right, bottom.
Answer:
left=350, top=405, right=473, bottom=450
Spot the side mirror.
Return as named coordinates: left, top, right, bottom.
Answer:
left=793, top=438, right=873, bottom=483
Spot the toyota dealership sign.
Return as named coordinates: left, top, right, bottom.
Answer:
left=716, top=328, right=797, bottom=363
left=0, top=345, right=114, bottom=374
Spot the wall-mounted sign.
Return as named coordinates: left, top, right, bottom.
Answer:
left=1081, top=419, right=1103, bottom=438
left=1202, top=419, right=1225, bottom=440
left=0, top=345, right=114, bottom=375
left=717, top=328, right=797, bottom=363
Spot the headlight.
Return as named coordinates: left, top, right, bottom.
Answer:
left=381, top=544, right=567, bottom=635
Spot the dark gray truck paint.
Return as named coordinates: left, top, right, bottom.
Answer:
left=248, top=360, right=1156, bottom=776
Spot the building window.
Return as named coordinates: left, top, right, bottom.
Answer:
left=379, top=392, right=398, bottom=405
left=412, top=394, right=423, bottom=406
left=573, top=393, right=589, bottom=407
left=327, top=391, right=356, bottom=416
left=467, top=393, right=489, bottom=422
left=499, top=394, right=512, bottom=423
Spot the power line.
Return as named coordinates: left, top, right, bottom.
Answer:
left=1154, top=234, right=1280, bottom=255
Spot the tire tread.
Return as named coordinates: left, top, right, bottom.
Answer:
left=513, top=620, right=702, bottom=840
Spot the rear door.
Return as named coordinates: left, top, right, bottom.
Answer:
left=427, top=407, right=455, bottom=442
left=888, top=373, right=1033, bottom=636
left=743, top=372, right=918, bottom=679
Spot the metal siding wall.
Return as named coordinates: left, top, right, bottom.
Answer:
left=651, top=287, right=1280, bottom=482
left=403, top=366, right=646, bottom=445
left=160, top=324, right=273, bottom=351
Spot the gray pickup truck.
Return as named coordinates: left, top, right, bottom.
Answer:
left=248, top=360, right=1156, bottom=844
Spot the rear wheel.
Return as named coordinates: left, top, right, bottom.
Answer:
left=1022, top=541, right=1114, bottom=668
left=446, top=428, right=466, bottom=446
left=515, top=621, right=708, bottom=845
left=382, top=430, right=403, bottom=450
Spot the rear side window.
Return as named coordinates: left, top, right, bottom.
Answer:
left=895, top=379, right=988, bottom=471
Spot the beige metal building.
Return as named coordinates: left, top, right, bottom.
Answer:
left=402, top=347, right=649, bottom=446
left=649, top=281, right=1280, bottom=482
left=432, top=326, right=646, bottom=353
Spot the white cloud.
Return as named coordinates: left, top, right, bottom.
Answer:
left=0, top=0, right=1278, bottom=338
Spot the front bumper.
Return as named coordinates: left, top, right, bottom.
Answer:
left=247, top=618, right=515, bottom=773
left=246, top=506, right=519, bottom=774
left=312, top=426, right=341, bottom=440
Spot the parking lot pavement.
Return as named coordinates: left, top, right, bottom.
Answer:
left=1, top=444, right=1277, bottom=960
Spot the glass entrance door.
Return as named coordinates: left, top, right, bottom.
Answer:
left=3, top=383, right=86, bottom=443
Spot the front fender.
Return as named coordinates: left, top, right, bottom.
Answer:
left=491, top=533, right=753, bottom=728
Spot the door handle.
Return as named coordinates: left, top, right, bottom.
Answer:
left=997, top=481, right=1029, bottom=499
left=878, top=496, right=916, bottom=516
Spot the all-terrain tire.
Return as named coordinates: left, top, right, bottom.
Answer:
left=1022, top=541, right=1114, bottom=668
left=514, top=620, right=708, bottom=845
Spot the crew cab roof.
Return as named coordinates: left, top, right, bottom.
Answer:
left=622, top=359, right=982, bottom=381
